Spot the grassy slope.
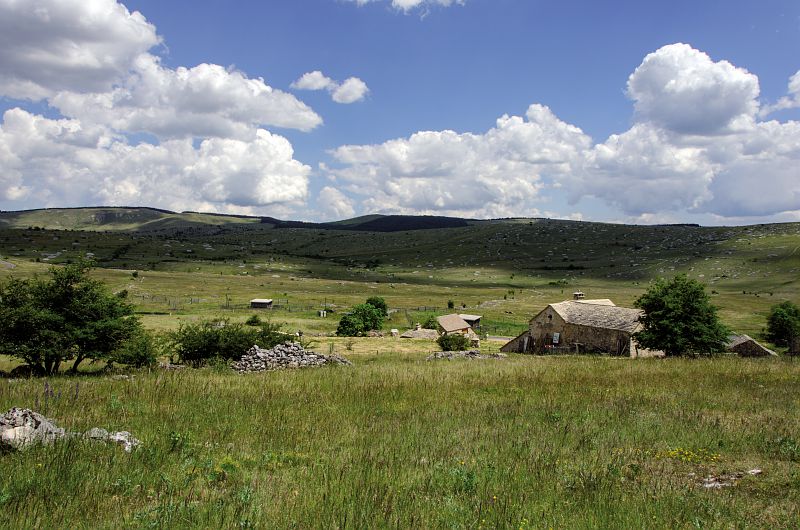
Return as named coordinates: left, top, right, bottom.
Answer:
left=0, top=212, right=796, bottom=340
left=0, top=355, right=798, bottom=528
left=0, top=207, right=258, bottom=232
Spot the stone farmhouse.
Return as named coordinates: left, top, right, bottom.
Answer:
left=501, top=299, right=652, bottom=356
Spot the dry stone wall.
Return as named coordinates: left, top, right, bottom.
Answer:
left=232, top=343, right=352, bottom=373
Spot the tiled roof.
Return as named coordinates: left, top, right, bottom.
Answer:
left=545, top=300, right=642, bottom=333
left=437, top=314, right=471, bottom=332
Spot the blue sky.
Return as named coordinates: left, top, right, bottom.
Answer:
left=1, top=0, right=799, bottom=224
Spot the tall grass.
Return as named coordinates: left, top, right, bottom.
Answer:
left=1, top=355, right=798, bottom=528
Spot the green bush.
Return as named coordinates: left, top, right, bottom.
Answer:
left=437, top=333, right=471, bottom=352
left=336, top=303, right=385, bottom=336
left=110, top=330, right=162, bottom=368
left=170, top=319, right=284, bottom=367
left=245, top=314, right=262, bottom=326
left=421, top=314, right=439, bottom=330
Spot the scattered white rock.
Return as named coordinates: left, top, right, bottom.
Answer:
left=0, top=408, right=141, bottom=452
left=426, top=350, right=507, bottom=361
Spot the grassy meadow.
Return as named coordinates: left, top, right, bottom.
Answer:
left=1, top=355, right=799, bottom=528
left=0, top=208, right=799, bottom=527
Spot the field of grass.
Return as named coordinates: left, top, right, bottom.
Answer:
left=0, top=209, right=799, bottom=527
left=1, top=355, right=798, bottom=528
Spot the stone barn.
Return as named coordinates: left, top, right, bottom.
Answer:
left=501, top=299, right=645, bottom=356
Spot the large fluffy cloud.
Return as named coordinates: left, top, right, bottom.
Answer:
left=627, top=43, right=759, bottom=135
left=329, top=104, right=590, bottom=217
left=0, top=108, right=310, bottom=212
left=52, top=55, right=322, bottom=139
left=0, top=0, right=159, bottom=99
left=327, top=43, right=800, bottom=221
left=0, top=0, right=320, bottom=214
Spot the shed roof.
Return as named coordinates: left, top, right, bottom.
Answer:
left=537, top=300, right=642, bottom=333
left=250, top=298, right=273, bottom=304
left=437, top=314, right=471, bottom=332
left=458, top=314, right=482, bottom=321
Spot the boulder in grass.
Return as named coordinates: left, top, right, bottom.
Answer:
left=0, top=408, right=141, bottom=452
left=0, top=408, right=65, bottom=450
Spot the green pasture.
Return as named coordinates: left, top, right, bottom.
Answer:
left=0, top=355, right=798, bottom=528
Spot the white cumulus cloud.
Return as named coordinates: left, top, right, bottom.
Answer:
left=52, top=54, right=322, bottom=139
left=0, top=108, right=310, bottom=212
left=0, top=0, right=320, bottom=215
left=329, top=104, right=591, bottom=218
left=0, top=0, right=159, bottom=99
left=627, top=43, right=760, bottom=135
left=317, top=186, right=356, bottom=220
left=328, top=43, right=800, bottom=221
left=292, top=71, right=369, bottom=104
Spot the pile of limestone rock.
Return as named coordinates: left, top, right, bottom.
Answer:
left=426, top=350, right=507, bottom=361
left=232, top=342, right=352, bottom=373
left=0, top=407, right=141, bottom=452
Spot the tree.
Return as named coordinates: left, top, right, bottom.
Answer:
left=365, top=296, right=388, bottom=317
left=336, top=303, right=385, bottom=336
left=765, top=301, right=800, bottom=347
left=0, top=261, right=141, bottom=374
left=633, top=275, right=729, bottom=356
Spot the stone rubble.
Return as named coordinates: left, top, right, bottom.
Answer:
left=695, top=468, right=763, bottom=489
left=0, top=407, right=141, bottom=453
left=426, top=350, right=507, bottom=361
left=232, top=342, right=352, bottom=373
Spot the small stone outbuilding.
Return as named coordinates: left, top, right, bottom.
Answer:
left=250, top=298, right=273, bottom=309
left=726, top=334, right=776, bottom=357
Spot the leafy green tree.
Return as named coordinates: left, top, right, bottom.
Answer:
left=335, top=313, right=365, bottom=337
left=765, top=301, right=800, bottom=347
left=634, top=275, right=729, bottom=356
left=336, top=303, right=385, bottom=336
left=365, top=296, right=388, bottom=317
left=0, top=261, right=141, bottom=374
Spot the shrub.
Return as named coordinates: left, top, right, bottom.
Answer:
left=447, top=300, right=455, bottom=309
left=421, top=314, right=439, bottom=330
left=245, top=314, right=262, bottom=326
left=170, top=319, right=284, bottom=367
left=110, top=330, right=161, bottom=368
left=437, top=334, right=471, bottom=352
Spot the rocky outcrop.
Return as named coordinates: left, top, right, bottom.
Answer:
left=426, top=350, right=507, bottom=361
left=232, top=343, right=352, bottom=373
left=0, top=408, right=141, bottom=452
left=0, top=408, right=65, bottom=450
